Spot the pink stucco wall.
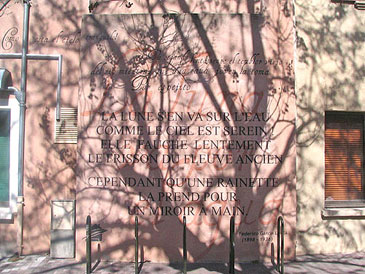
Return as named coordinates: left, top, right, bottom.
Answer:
left=77, top=1, right=295, bottom=263
left=0, top=0, right=295, bottom=262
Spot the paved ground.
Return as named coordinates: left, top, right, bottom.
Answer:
left=0, top=252, right=364, bottom=273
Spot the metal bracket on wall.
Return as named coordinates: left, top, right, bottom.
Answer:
left=355, top=1, right=365, bottom=9
left=331, top=0, right=365, bottom=10
left=0, top=53, right=63, bottom=120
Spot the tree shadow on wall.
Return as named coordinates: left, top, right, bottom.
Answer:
left=295, top=0, right=365, bottom=255
left=77, top=0, right=296, bottom=268
left=3, top=0, right=297, bottom=269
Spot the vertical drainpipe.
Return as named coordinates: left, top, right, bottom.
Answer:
left=17, top=0, right=30, bottom=256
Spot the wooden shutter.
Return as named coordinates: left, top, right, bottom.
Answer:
left=0, top=109, right=10, bottom=204
left=325, top=112, right=363, bottom=202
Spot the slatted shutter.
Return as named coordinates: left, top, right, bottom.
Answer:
left=325, top=112, right=364, bottom=204
left=54, top=108, right=78, bottom=144
left=0, top=109, right=10, bottom=205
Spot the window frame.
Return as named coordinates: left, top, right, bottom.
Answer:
left=324, top=110, right=365, bottom=209
left=0, top=94, right=19, bottom=220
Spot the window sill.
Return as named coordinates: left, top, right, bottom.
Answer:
left=0, top=207, right=13, bottom=220
left=322, top=208, right=365, bottom=219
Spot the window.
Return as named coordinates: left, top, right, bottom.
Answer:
left=0, top=94, right=19, bottom=219
left=0, top=109, right=10, bottom=207
left=325, top=111, right=365, bottom=208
